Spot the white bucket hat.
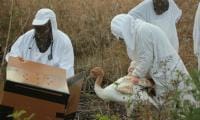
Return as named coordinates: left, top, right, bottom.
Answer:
left=32, top=8, right=54, bottom=26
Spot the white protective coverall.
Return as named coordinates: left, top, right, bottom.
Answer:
left=193, top=3, right=200, bottom=70
left=111, top=14, right=193, bottom=100
left=6, top=8, right=74, bottom=78
left=128, top=0, right=182, bottom=52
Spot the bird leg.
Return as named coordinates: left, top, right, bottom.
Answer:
left=125, top=102, right=134, bottom=120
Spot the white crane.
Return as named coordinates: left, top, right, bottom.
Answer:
left=90, top=67, right=159, bottom=118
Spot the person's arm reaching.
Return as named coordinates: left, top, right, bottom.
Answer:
left=6, top=36, right=24, bottom=61
left=130, top=32, right=153, bottom=83
left=58, top=38, right=74, bottom=78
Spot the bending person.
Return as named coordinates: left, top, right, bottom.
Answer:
left=111, top=14, right=197, bottom=105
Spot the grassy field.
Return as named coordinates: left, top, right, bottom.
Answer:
left=0, top=0, right=200, bottom=119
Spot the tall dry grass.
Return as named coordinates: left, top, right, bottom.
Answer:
left=0, top=0, right=200, bottom=119
left=0, top=0, right=143, bottom=79
left=0, top=0, right=199, bottom=74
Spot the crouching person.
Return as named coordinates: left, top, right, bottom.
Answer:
left=6, top=8, right=74, bottom=78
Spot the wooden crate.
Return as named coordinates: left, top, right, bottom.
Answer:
left=0, top=57, right=71, bottom=120
left=65, top=71, right=85, bottom=118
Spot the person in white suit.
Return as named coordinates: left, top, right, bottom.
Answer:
left=193, top=3, right=200, bottom=70
left=111, top=14, right=197, bottom=105
left=128, top=0, right=182, bottom=52
left=6, top=8, right=74, bottom=78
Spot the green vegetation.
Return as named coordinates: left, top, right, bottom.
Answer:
left=8, top=110, right=35, bottom=120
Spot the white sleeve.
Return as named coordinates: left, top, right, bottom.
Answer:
left=170, top=0, right=182, bottom=23
left=193, top=3, right=200, bottom=56
left=129, top=60, right=136, bottom=69
left=59, top=39, right=74, bottom=78
left=131, top=32, right=153, bottom=78
left=128, top=1, right=147, bottom=20
left=6, top=36, right=23, bottom=61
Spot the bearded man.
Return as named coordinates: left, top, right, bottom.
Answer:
left=6, top=8, right=74, bottom=78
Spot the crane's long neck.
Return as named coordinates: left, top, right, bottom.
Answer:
left=95, top=76, right=103, bottom=87
left=94, top=75, right=110, bottom=101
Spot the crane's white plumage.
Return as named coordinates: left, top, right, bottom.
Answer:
left=90, top=67, right=159, bottom=118
left=94, top=75, right=158, bottom=106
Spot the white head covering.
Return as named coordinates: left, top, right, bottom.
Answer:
left=32, top=8, right=57, bottom=30
left=111, top=14, right=136, bottom=51
left=32, top=8, right=58, bottom=42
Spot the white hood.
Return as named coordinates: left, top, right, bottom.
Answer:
left=32, top=8, right=58, bottom=40
left=111, top=14, right=136, bottom=52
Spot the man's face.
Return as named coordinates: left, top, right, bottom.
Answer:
left=33, top=21, right=51, bottom=41
left=153, top=0, right=169, bottom=15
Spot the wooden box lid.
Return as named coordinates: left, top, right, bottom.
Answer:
left=6, top=57, right=69, bottom=94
